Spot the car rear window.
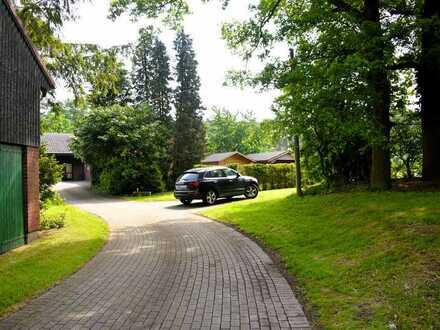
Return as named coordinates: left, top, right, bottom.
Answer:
left=178, top=173, right=199, bottom=182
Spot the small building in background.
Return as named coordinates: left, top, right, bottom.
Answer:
left=0, top=0, right=55, bottom=253
left=201, top=152, right=254, bottom=166
left=246, top=151, right=295, bottom=164
left=41, top=133, right=89, bottom=181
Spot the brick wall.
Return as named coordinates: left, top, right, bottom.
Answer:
left=24, top=146, right=40, bottom=235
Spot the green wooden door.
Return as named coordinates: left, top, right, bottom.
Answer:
left=0, top=144, right=25, bottom=254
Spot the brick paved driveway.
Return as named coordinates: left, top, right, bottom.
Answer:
left=0, top=182, right=310, bottom=330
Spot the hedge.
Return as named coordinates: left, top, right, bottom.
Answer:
left=229, top=163, right=295, bottom=190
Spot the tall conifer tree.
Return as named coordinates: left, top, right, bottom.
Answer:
left=132, top=27, right=174, bottom=183
left=173, top=31, right=205, bottom=177
left=132, top=27, right=172, bottom=124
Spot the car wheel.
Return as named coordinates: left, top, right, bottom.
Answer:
left=203, top=190, right=218, bottom=205
left=244, top=184, right=259, bottom=199
left=180, top=199, right=192, bottom=206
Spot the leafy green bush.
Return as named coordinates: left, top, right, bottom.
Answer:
left=40, top=211, right=66, bottom=230
left=39, top=145, right=63, bottom=208
left=72, top=105, right=166, bottom=195
left=235, top=163, right=295, bottom=190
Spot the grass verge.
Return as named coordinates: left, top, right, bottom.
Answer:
left=201, top=188, right=440, bottom=329
left=124, top=191, right=175, bottom=202
left=0, top=204, right=108, bottom=317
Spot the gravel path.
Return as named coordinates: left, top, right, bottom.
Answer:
left=0, top=182, right=310, bottom=330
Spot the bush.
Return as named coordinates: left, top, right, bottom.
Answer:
left=39, top=145, right=63, bottom=208
left=98, top=161, right=164, bottom=195
left=40, top=211, right=66, bottom=230
left=235, top=163, right=295, bottom=190
left=72, top=105, right=166, bottom=195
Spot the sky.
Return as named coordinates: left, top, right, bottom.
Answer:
left=59, top=0, right=279, bottom=120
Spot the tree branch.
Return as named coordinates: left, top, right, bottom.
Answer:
left=327, top=0, right=363, bottom=20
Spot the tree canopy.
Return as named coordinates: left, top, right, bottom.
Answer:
left=206, top=108, right=281, bottom=154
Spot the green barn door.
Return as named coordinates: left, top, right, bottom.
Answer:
left=0, top=144, right=25, bottom=254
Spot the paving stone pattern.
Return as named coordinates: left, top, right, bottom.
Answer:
left=0, top=182, right=310, bottom=330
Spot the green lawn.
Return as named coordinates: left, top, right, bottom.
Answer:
left=125, top=191, right=175, bottom=202
left=0, top=204, right=108, bottom=317
left=202, top=188, right=440, bottom=329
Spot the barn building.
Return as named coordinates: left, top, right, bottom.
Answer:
left=246, top=151, right=295, bottom=164
left=201, top=152, right=253, bottom=166
left=201, top=150, right=295, bottom=167
left=0, top=0, right=55, bottom=253
left=41, top=133, right=89, bottom=181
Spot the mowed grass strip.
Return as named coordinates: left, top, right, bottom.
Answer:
left=0, top=204, right=108, bottom=317
left=202, top=189, right=440, bottom=329
left=125, top=191, right=175, bottom=202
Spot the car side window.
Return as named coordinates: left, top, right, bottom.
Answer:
left=224, top=168, right=237, bottom=178
left=205, top=170, right=224, bottom=178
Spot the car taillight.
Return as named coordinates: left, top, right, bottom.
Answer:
left=187, top=181, right=200, bottom=190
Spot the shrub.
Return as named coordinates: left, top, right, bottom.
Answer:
left=40, top=211, right=66, bottom=230
left=39, top=145, right=63, bottom=208
left=72, top=105, right=166, bottom=195
left=235, top=163, right=295, bottom=190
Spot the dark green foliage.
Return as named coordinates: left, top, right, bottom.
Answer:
left=132, top=27, right=173, bottom=123
left=232, top=163, right=295, bottom=191
left=132, top=27, right=174, bottom=186
left=173, top=31, right=205, bottom=178
left=72, top=105, right=166, bottom=195
left=86, top=46, right=132, bottom=107
left=391, top=112, right=422, bottom=179
left=39, top=145, right=63, bottom=207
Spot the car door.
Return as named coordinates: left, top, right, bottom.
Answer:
left=223, top=168, right=243, bottom=195
left=204, top=169, right=229, bottom=196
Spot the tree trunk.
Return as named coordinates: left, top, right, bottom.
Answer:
left=405, top=159, right=413, bottom=179
left=364, top=0, right=392, bottom=190
left=294, top=135, right=303, bottom=197
left=419, top=0, right=440, bottom=183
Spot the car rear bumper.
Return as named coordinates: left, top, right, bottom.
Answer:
left=174, top=191, right=202, bottom=200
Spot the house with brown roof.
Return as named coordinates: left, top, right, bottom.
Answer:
left=0, top=0, right=55, bottom=253
left=41, top=133, right=90, bottom=181
left=201, top=150, right=295, bottom=167
left=246, top=151, right=295, bottom=164
left=201, top=152, right=254, bottom=166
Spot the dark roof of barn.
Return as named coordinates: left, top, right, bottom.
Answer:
left=2, top=0, right=55, bottom=89
left=246, top=151, right=293, bottom=163
left=201, top=152, right=251, bottom=163
left=41, top=133, right=74, bottom=154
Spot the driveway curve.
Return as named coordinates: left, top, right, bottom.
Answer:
left=0, top=182, right=310, bottom=330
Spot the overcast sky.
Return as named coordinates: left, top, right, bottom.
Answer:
left=59, top=0, right=278, bottom=120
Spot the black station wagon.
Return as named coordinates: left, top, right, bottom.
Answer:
left=174, top=167, right=259, bottom=205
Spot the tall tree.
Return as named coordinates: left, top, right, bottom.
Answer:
left=132, top=27, right=172, bottom=123
left=418, top=0, right=440, bottom=182
left=362, top=0, right=393, bottom=189
left=206, top=108, right=279, bottom=154
left=173, top=31, right=205, bottom=177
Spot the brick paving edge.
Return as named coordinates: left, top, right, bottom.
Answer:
left=197, top=213, right=321, bottom=330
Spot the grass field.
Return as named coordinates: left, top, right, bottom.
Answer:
left=125, top=191, right=175, bottom=202
left=0, top=204, right=108, bottom=317
left=202, top=188, right=440, bottom=329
